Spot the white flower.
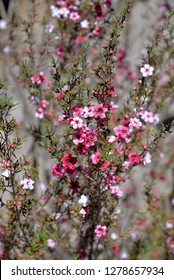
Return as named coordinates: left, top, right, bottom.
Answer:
left=80, top=208, right=86, bottom=215
left=143, top=152, right=152, bottom=165
left=45, top=23, right=55, bottom=33
left=2, top=169, right=10, bottom=178
left=110, top=232, right=118, bottom=240
left=120, top=250, right=129, bottom=259
left=122, top=161, right=131, bottom=169
left=47, top=238, right=56, bottom=249
left=55, top=212, right=61, bottom=221
left=81, top=19, right=89, bottom=29
left=0, top=20, right=7, bottom=30
left=3, top=46, right=11, bottom=53
left=78, top=195, right=88, bottom=207
left=107, top=135, right=116, bottom=143
left=110, top=186, right=123, bottom=197
left=40, top=182, right=48, bottom=193
left=140, top=64, right=154, bottom=77
left=154, top=114, right=160, bottom=125
left=20, top=178, right=35, bottom=190
left=114, top=207, right=121, bottom=215
left=165, top=222, right=173, bottom=229
left=59, top=7, right=70, bottom=18
left=50, top=5, right=60, bottom=18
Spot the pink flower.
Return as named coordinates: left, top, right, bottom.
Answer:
left=116, top=47, right=125, bottom=61
left=72, top=106, right=83, bottom=117
left=70, top=117, right=83, bottom=129
left=58, top=114, right=66, bottom=121
left=93, top=104, right=108, bottom=119
left=94, top=3, right=105, bottom=18
left=113, top=125, right=131, bottom=142
left=106, top=174, right=116, bottom=186
left=82, top=107, right=94, bottom=118
left=93, top=26, right=102, bottom=36
left=62, top=153, right=77, bottom=169
left=129, top=117, right=142, bottom=129
left=35, top=107, right=44, bottom=119
left=69, top=12, right=80, bottom=21
left=104, top=0, right=112, bottom=8
left=72, top=130, right=85, bottom=145
left=94, top=225, right=107, bottom=237
left=40, top=99, right=49, bottom=108
left=100, top=160, right=110, bottom=170
left=69, top=180, right=81, bottom=192
left=141, top=111, right=154, bottom=123
left=91, top=151, right=101, bottom=164
left=110, top=186, right=123, bottom=197
left=128, top=152, right=142, bottom=164
left=31, top=71, right=47, bottom=86
left=52, top=164, right=64, bottom=177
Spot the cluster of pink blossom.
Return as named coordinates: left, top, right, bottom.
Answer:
left=31, top=71, right=47, bottom=87
left=72, top=125, right=98, bottom=154
left=50, top=0, right=112, bottom=25
left=48, top=0, right=113, bottom=60
left=35, top=99, right=50, bottom=119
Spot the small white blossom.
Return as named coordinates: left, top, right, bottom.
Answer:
left=2, top=169, right=10, bottom=178
left=122, top=161, right=131, bottom=169
left=120, top=250, right=129, bottom=259
left=81, top=19, right=89, bottom=29
left=50, top=5, right=60, bottom=18
left=47, top=238, right=56, bottom=249
left=114, top=207, right=121, bottom=215
left=55, top=212, right=61, bottom=221
left=140, top=64, right=154, bottom=77
left=154, top=114, right=160, bottom=125
left=59, top=7, right=70, bottom=18
left=165, top=222, right=173, bottom=229
left=0, top=20, right=7, bottom=30
left=45, top=23, right=55, bottom=33
left=80, top=208, right=86, bottom=215
left=107, top=135, right=116, bottom=143
left=78, top=195, right=88, bottom=207
left=3, top=46, right=11, bottom=53
left=20, top=178, right=35, bottom=190
left=143, top=152, right=152, bottom=165
left=40, top=182, right=48, bottom=193
left=110, top=232, right=118, bottom=240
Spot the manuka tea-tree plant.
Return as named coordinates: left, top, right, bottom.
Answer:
left=0, top=0, right=174, bottom=259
